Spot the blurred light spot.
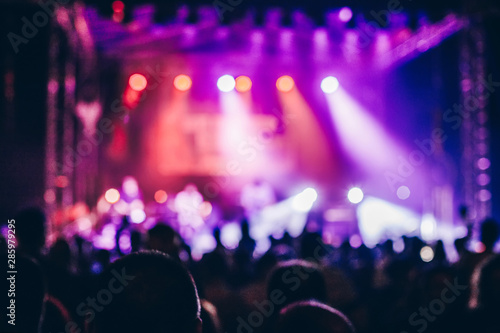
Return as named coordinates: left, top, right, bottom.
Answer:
left=292, top=188, right=318, bottom=212
left=122, top=176, right=139, bottom=197
left=44, top=189, right=56, bottom=204
left=321, top=76, right=339, bottom=94
left=477, top=157, right=490, bottom=170
left=349, top=234, right=362, bottom=248
left=130, top=209, right=146, bottom=223
left=220, top=223, right=242, bottom=250
left=276, top=75, right=295, bottom=92
left=420, top=246, right=434, bottom=262
left=217, top=75, right=235, bottom=92
left=128, top=74, right=147, bottom=92
left=235, top=76, right=252, bottom=92
left=347, top=187, right=364, bottom=204
left=154, top=190, right=168, bottom=203
left=338, top=7, right=353, bottom=22
left=478, top=189, right=492, bottom=202
left=105, top=188, right=120, bottom=204
left=130, top=199, right=144, bottom=210
left=393, top=238, right=405, bottom=253
left=199, top=201, right=213, bottom=217
left=112, top=0, right=124, bottom=12
left=477, top=173, right=491, bottom=186
left=421, top=213, right=437, bottom=241
left=173, top=74, right=192, bottom=91
left=55, top=175, right=69, bottom=188
left=396, top=185, right=411, bottom=200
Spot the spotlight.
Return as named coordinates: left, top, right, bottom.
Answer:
left=321, top=76, right=339, bottom=94
left=292, top=187, right=318, bottom=212
left=217, top=75, right=235, bottom=92
left=235, top=76, right=252, bottom=92
left=173, top=74, right=192, bottom=91
left=338, top=7, right=353, bottom=22
left=347, top=187, right=363, bottom=204
left=276, top=75, right=295, bottom=92
left=128, top=74, right=147, bottom=92
left=104, top=188, right=120, bottom=204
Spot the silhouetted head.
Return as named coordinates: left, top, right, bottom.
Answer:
left=480, top=218, right=499, bottom=251
left=275, top=301, right=355, bottom=333
left=15, top=207, right=46, bottom=256
left=267, top=260, right=327, bottom=313
left=471, top=254, right=500, bottom=311
left=48, top=238, right=71, bottom=270
left=90, top=251, right=201, bottom=333
left=147, top=223, right=180, bottom=258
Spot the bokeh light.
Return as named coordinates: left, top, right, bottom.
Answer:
left=112, top=0, right=124, bottom=12
left=477, top=157, right=491, bottom=170
left=128, top=74, right=147, bottom=92
left=154, top=190, right=168, bottom=203
left=321, top=76, right=339, bottom=94
left=420, top=246, right=434, bottom=262
left=217, top=75, right=235, bottom=92
left=173, top=74, right=192, bottom=91
left=347, top=187, right=364, bottom=204
left=235, top=75, right=252, bottom=92
left=104, top=188, right=120, bottom=204
left=338, top=7, right=353, bottom=22
left=276, top=75, right=295, bottom=92
left=396, top=185, right=411, bottom=200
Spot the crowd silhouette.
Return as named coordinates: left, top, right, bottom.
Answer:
left=2, top=207, right=500, bottom=333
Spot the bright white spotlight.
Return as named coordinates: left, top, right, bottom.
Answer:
left=321, top=76, right=339, bottom=94
left=347, top=187, right=364, bottom=204
left=292, top=187, right=318, bottom=212
left=217, top=75, right=235, bottom=92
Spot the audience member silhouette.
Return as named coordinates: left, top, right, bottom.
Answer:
left=275, top=301, right=355, bottom=333
left=89, top=251, right=201, bottom=333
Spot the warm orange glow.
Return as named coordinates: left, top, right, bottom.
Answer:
left=154, top=190, right=168, bottom=203
left=235, top=75, right=252, bottom=92
left=129, top=74, right=148, bottom=92
left=276, top=75, right=295, bottom=92
left=104, top=188, right=120, bottom=204
left=173, top=74, right=192, bottom=91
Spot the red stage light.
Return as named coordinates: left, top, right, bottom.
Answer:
left=128, top=74, right=147, bottom=92
left=173, top=74, right=192, bottom=91
left=235, top=76, right=252, bottom=92
left=154, top=190, right=168, bottom=203
left=276, top=75, right=295, bottom=92
left=112, top=1, right=125, bottom=13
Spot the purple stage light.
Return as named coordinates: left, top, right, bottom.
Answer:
left=338, top=7, right=353, bottom=23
